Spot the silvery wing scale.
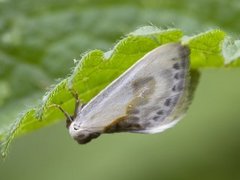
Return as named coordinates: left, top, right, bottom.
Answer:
left=68, top=43, right=190, bottom=144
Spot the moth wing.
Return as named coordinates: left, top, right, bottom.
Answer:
left=72, top=43, right=190, bottom=134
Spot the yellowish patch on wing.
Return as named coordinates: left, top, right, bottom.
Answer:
left=103, top=76, right=157, bottom=133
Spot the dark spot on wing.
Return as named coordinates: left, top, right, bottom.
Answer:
left=132, top=76, right=154, bottom=91
left=172, top=85, right=177, bottom=92
left=156, top=110, right=164, bottom=115
left=174, top=72, right=185, bottom=80
left=152, top=116, right=160, bottom=121
left=171, top=45, right=190, bottom=61
left=172, top=80, right=184, bottom=92
left=173, top=63, right=180, bottom=70
left=143, top=122, right=152, bottom=127
left=178, top=45, right=190, bottom=58
left=164, top=98, right=172, bottom=106
left=171, top=57, right=178, bottom=61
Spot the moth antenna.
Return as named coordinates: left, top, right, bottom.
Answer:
left=49, top=104, right=73, bottom=122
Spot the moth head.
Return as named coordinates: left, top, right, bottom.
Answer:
left=51, top=103, right=101, bottom=144
left=68, top=122, right=101, bottom=144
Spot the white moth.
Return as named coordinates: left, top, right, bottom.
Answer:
left=64, top=43, right=190, bottom=144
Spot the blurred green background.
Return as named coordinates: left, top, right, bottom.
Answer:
left=1, top=0, right=240, bottom=179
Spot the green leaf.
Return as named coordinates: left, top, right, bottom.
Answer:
left=1, top=25, right=240, bottom=157
left=68, top=28, right=183, bottom=102
left=222, top=37, right=240, bottom=67
left=183, top=29, right=226, bottom=68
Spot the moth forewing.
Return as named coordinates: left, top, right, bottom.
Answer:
left=69, top=43, right=190, bottom=144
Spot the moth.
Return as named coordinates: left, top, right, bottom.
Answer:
left=57, top=43, right=191, bottom=144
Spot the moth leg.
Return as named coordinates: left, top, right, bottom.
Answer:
left=49, top=104, right=73, bottom=128
left=68, top=88, right=85, bottom=118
